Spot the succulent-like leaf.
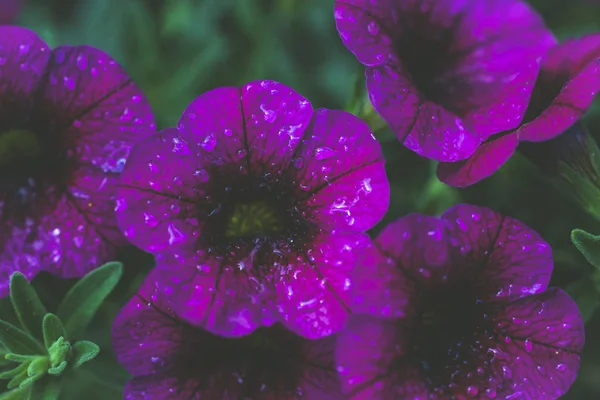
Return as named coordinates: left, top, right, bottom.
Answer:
left=0, top=321, right=44, bottom=355
left=572, top=228, right=600, bottom=269
left=72, top=341, right=100, bottom=368
left=9, top=273, right=47, bottom=342
left=56, top=262, right=123, bottom=338
left=41, top=315, right=66, bottom=350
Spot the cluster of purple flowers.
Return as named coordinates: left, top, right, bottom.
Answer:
left=0, top=0, right=592, bottom=398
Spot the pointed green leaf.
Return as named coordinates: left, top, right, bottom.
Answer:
left=26, top=357, right=48, bottom=377
left=72, top=341, right=100, bottom=368
left=18, top=371, right=45, bottom=389
left=41, top=315, right=65, bottom=350
left=572, top=229, right=600, bottom=269
left=0, top=362, right=29, bottom=380
left=4, top=354, right=38, bottom=363
left=6, top=364, right=28, bottom=390
left=0, top=321, right=44, bottom=355
left=47, top=361, right=67, bottom=376
left=9, top=273, right=47, bottom=341
left=0, top=386, right=31, bottom=400
left=56, top=262, right=123, bottom=338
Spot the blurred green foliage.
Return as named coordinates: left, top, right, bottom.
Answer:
left=6, top=0, right=600, bottom=397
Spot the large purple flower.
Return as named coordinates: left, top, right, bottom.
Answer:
left=334, top=0, right=555, bottom=162
left=336, top=204, right=584, bottom=399
left=112, top=270, right=343, bottom=400
left=115, top=80, right=389, bottom=339
left=0, top=27, right=154, bottom=295
left=438, top=33, right=600, bottom=186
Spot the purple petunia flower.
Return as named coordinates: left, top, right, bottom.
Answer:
left=438, top=33, right=600, bottom=186
left=334, top=0, right=556, bottom=162
left=115, top=80, right=389, bottom=339
left=112, top=270, right=344, bottom=400
left=0, top=26, right=154, bottom=295
left=336, top=204, right=584, bottom=399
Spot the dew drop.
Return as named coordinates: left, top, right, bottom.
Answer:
left=367, top=21, right=380, bottom=35
left=556, top=363, right=566, bottom=371
left=223, top=128, right=233, bottom=137
left=292, top=157, right=304, bottom=169
left=193, top=169, right=209, bottom=182
left=76, top=54, right=88, bottom=70
left=237, top=149, right=248, bottom=159
left=144, top=212, right=159, bottom=228
left=467, top=385, right=479, bottom=396
left=314, top=146, right=336, bottom=161
left=201, top=133, right=217, bottom=152
left=524, top=337, right=533, bottom=353
left=63, top=76, right=76, bottom=91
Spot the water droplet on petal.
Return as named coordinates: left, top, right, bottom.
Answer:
left=314, top=146, right=336, bottom=161
left=144, top=212, right=159, bottom=228
left=63, top=76, right=76, bottom=91
left=524, top=337, right=533, bottom=353
left=367, top=21, right=380, bottom=35
left=201, top=133, right=217, bottom=152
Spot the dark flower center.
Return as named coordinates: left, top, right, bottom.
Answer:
left=0, top=125, right=69, bottom=222
left=172, top=323, right=334, bottom=398
left=410, top=284, right=485, bottom=385
left=225, top=200, right=284, bottom=239
left=201, top=169, right=312, bottom=253
left=395, top=18, right=457, bottom=112
left=0, top=130, right=44, bottom=172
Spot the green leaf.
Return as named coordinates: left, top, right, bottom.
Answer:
left=9, top=273, right=47, bottom=341
left=41, top=315, right=65, bottom=350
left=25, top=357, right=48, bottom=378
left=571, top=229, right=600, bottom=269
left=72, top=341, right=100, bottom=368
left=4, top=354, right=38, bottom=363
left=56, top=262, right=123, bottom=338
left=0, top=386, right=31, bottom=400
left=47, top=361, right=67, bottom=376
left=0, top=362, right=28, bottom=381
left=0, top=321, right=44, bottom=355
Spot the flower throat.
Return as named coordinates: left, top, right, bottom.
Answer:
left=225, top=200, right=283, bottom=239
left=0, top=129, right=44, bottom=171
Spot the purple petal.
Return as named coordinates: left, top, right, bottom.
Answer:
left=484, top=288, right=584, bottom=399
left=242, top=80, right=314, bottom=173
left=0, top=26, right=50, bottom=126
left=177, top=86, right=246, bottom=169
left=112, top=284, right=182, bottom=377
left=38, top=45, right=154, bottom=255
left=276, top=232, right=371, bottom=339
left=443, top=288, right=584, bottom=399
left=336, top=315, right=430, bottom=400
left=366, top=65, right=481, bottom=162
left=436, top=132, right=519, bottom=187
left=142, top=255, right=275, bottom=338
left=520, top=34, right=600, bottom=142
left=116, top=128, right=205, bottom=253
left=450, top=0, right=555, bottom=138
left=441, top=204, right=552, bottom=302
left=124, top=375, right=203, bottom=400
left=333, top=0, right=398, bottom=67
left=374, top=213, right=452, bottom=289
left=290, top=109, right=389, bottom=231
left=350, top=245, right=415, bottom=319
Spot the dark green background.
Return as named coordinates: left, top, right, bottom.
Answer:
left=6, top=0, right=600, bottom=398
